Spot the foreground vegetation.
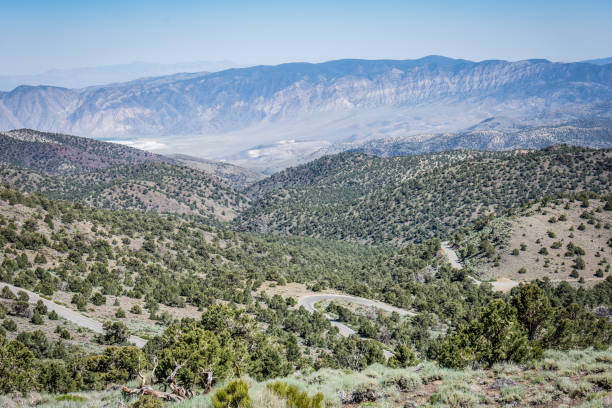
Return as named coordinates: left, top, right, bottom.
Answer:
left=1, top=347, right=610, bottom=407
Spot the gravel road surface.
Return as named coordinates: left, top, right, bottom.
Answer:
left=1, top=283, right=146, bottom=348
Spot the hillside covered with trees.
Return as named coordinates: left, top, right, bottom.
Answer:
left=237, top=145, right=611, bottom=244
left=0, top=134, right=610, bottom=407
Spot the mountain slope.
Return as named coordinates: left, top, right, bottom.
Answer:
left=236, top=146, right=611, bottom=244
left=168, top=153, right=264, bottom=189
left=451, top=196, right=611, bottom=286
left=0, top=128, right=169, bottom=174
left=0, top=162, right=249, bottom=222
left=0, top=57, right=610, bottom=167
left=0, top=129, right=250, bottom=221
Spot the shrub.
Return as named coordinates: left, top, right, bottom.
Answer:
left=429, top=384, right=477, bottom=408
left=55, top=326, right=71, bottom=339
left=0, top=335, right=37, bottom=393
left=586, top=373, right=612, bottom=390
left=34, top=300, right=47, bottom=315
left=17, top=291, right=29, bottom=302
left=2, top=319, right=17, bottom=331
left=11, top=300, right=32, bottom=318
left=99, top=321, right=129, bottom=345
left=39, top=360, right=77, bottom=393
left=212, top=380, right=251, bottom=408
left=48, top=310, right=59, bottom=320
left=267, top=381, right=324, bottom=408
left=1, top=286, right=16, bottom=299
left=91, top=292, right=106, bottom=306
left=130, top=305, right=142, bottom=314
left=496, top=386, right=524, bottom=404
left=388, top=344, right=418, bottom=368
left=115, top=308, right=126, bottom=318
left=385, top=373, right=421, bottom=392
left=130, top=395, right=164, bottom=408
left=30, top=311, right=44, bottom=325
left=71, top=294, right=88, bottom=311
left=435, top=299, right=532, bottom=368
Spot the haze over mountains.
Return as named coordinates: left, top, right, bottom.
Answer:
left=0, top=60, right=238, bottom=91
left=0, top=56, right=611, bottom=172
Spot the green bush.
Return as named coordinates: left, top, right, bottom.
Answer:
left=1, top=286, right=16, bottom=299
left=34, top=299, right=47, bottom=314
left=267, top=381, right=324, bottom=408
left=435, top=299, right=532, bottom=368
left=2, top=319, right=17, bottom=331
left=130, top=395, right=164, bottom=408
left=91, top=292, right=106, bottom=306
left=428, top=384, right=477, bottom=408
left=0, top=335, right=37, bottom=393
left=212, top=380, right=251, bottom=408
left=100, top=321, right=129, bottom=345
left=30, top=311, right=44, bottom=325
left=388, top=344, right=418, bottom=368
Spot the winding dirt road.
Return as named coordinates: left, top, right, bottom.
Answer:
left=298, top=293, right=413, bottom=358
left=441, top=241, right=463, bottom=269
left=440, top=241, right=519, bottom=292
left=1, top=283, right=146, bottom=348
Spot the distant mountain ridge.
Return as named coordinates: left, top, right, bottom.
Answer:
left=581, top=57, right=612, bottom=65
left=318, top=118, right=612, bottom=158
left=0, top=56, right=610, bottom=166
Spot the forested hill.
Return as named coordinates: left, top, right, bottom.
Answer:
left=0, top=129, right=252, bottom=222
left=235, top=145, right=612, bottom=244
left=0, top=129, right=170, bottom=174
left=0, top=162, right=249, bottom=222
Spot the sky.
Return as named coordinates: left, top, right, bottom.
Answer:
left=1, top=0, right=611, bottom=75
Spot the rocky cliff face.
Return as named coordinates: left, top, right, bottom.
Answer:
left=1, top=56, right=610, bottom=141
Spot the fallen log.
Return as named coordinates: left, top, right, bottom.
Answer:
left=122, top=371, right=188, bottom=402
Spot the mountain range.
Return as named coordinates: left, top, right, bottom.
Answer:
left=0, top=56, right=611, bottom=172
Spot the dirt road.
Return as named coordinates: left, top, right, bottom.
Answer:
left=298, top=293, right=413, bottom=358
left=1, top=283, right=146, bottom=348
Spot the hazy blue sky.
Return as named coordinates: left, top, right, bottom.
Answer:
left=1, top=0, right=611, bottom=75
